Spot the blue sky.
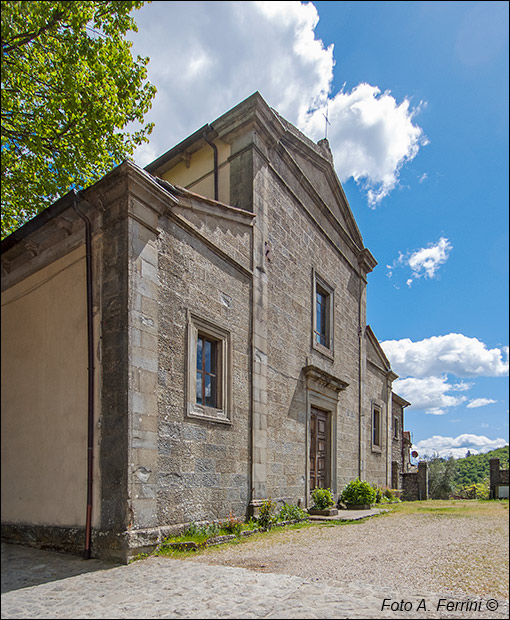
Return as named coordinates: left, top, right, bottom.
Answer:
left=129, top=1, right=509, bottom=458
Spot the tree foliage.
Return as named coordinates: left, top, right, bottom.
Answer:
left=427, top=455, right=457, bottom=499
left=454, top=446, right=509, bottom=489
left=1, top=1, right=156, bottom=238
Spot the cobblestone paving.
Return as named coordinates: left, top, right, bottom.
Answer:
left=1, top=543, right=508, bottom=619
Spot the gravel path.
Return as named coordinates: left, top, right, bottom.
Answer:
left=187, top=510, right=509, bottom=600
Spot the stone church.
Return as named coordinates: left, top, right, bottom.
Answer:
left=1, top=93, right=411, bottom=561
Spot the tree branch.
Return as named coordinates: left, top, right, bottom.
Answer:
left=2, top=10, right=65, bottom=54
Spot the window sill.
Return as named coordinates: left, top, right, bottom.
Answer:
left=371, top=444, right=382, bottom=454
left=187, top=403, right=232, bottom=425
left=312, top=340, right=334, bottom=361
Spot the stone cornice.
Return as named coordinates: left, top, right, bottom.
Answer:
left=304, top=365, right=349, bottom=393
left=358, top=248, right=378, bottom=275
left=367, top=359, right=398, bottom=382
left=392, top=393, right=411, bottom=408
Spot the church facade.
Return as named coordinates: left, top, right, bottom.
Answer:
left=1, top=93, right=410, bottom=561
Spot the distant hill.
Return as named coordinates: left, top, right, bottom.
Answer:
left=454, top=446, right=509, bottom=489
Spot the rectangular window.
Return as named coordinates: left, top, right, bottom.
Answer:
left=315, top=287, right=329, bottom=347
left=373, top=407, right=381, bottom=447
left=312, top=271, right=334, bottom=355
left=196, top=335, right=218, bottom=408
left=187, top=313, right=231, bottom=424
left=393, top=416, right=400, bottom=440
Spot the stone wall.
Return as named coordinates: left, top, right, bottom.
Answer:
left=155, top=204, right=252, bottom=526
left=402, top=462, right=428, bottom=501
left=364, top=363, right=390, bottom=487
left=391, top=401, right=404, bottom=476
left=489, top=458, right=509, bottom=498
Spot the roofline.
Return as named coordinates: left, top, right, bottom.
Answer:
left=392, top=392, right=411, bottom=408
left=172, top=183, right=256, bottom=222
left=145, top=92, right=270, bottom=177
left=144, top=123, right=211, bottom=175
left=1, top=160, right=180, bottom=255
left=1, top=190, right=78, bottom=254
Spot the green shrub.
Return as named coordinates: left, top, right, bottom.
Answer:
left=257, top=498, right=276, bottom=529
left=340, top=479, right=377, bottom=505
left=311, top=487, right=334, bottom=509
left=277, top=503, right=309, bottom=522
left=372, top=486, right=398, bottom=503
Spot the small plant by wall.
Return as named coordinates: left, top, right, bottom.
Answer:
left=277, top=503, right=309, bottom=522
left=257, top=498, right=277, bottom=529
left=220, top=511, right=244, bottom=536
left=311, top=487, right=335, bottom=510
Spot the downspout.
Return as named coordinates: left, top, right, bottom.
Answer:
left=72, top=190, right=95, bottom=560
left=358, top=266, right=364, bottom=480
left=203, top=131, right=219, bottom=201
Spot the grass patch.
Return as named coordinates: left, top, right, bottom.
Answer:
left=382, top=498, right=509, bottom=518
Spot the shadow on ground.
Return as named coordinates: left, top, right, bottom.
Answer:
left=1, top=543, right=119, bottom=593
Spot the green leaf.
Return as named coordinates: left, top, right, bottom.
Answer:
left=1, top=0, right=156, bottom=238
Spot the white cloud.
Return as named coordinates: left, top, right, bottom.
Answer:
left=408, top=237, right=452, bottom=279
left=387, top=237, right=452, bottom=285
left=393, top=376, right=469, bottom=415
left=414, top=434, right=508, bottom=459
left=129, top=1, right=333, bottom=165
left=301, top=84, right=427, bottom=206
left=381, top=333, right=509, bottom=378
left=467, top=398, right=497, bottom=409
left=127, top=1, right=426, bottom=205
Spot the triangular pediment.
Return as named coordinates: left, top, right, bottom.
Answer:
left=273, top=113, right=364, bottom=250
left=285, top=143, right=363, bottom=247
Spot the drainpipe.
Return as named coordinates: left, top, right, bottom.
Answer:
left=203, top=131, right=219, bottom=201
left=358, top=267, right=364, bottom=480
left=72, top=191, right=95, bottom=560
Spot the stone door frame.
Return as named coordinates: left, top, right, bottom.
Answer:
left=304, top=365, right=348, bottom=507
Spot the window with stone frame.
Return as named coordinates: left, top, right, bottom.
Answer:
left=393, top=415, right=400, bottom=440
left=187, top=312, right=231, bottom=424
left=312, top=271, right=334, bottom=355
left=196, top=335, right=219, bottom=408
left=372, top=406, right=381, bottom=449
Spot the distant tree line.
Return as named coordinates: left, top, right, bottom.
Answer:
left=425, top=446, right=509, bottom=499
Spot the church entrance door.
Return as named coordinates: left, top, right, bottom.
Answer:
left=310, top=408, right=330, bottom=490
